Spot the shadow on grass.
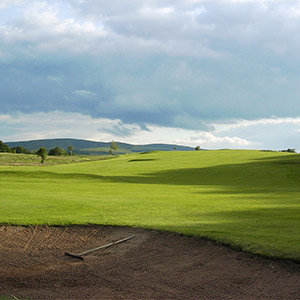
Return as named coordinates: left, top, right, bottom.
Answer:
left=1, top=154, right=300, bottom=193
left=0, top=170, right=107, bottom=181
left=155, top=205, right=300, bottom=260
left=107, top=154, right=300, bottom=191
left=128, top=159, right=158, bottom=162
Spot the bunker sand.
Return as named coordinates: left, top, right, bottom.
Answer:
left=0, top=225, right=300, bottom=300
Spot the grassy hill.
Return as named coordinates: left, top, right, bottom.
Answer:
left=1, top=150, right=300, bottom=261
left=5, top=138, right=194, bottom=155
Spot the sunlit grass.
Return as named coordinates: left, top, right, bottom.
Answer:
left=1, top=150, right=300, bottom=261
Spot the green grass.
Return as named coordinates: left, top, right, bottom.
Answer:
left=0, top=152, right=116, bottom=165
left=1, top=150, right=300, bottom=261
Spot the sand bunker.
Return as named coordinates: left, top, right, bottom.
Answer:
left=0, top=225, right=300, bottom=299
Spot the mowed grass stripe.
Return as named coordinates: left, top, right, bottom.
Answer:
left=1, top=150, right=300, bottom=260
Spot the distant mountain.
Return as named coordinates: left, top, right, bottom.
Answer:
left=5, top=138, right=194, bottom=155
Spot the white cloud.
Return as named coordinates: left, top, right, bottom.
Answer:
left=73, top=89, right=96, bottom=98
left=0, top=111, right=124, bottom=142
left=48, top=75, right=62, bottom=82
left=2, top=112, right=300, bottom=150
left=210, top=117, right=300, bottom=150
left=0, top=1, right=108, bottom=53
left=0, top=0, right=22, bottom=9
left=214, top=117, right=300, bottom=132
left=0, top=111, right=153, bottom=143
left=2, top=0, right=300, bottom=58
left=0, top=111, right=252, bottom=149
left=2, top=0, right=300, bottom=60
left=0, top=0, right=224, bottom=57
left=139, top=6, right=175, bottom=17
left=190, top=132, right=250, bottom=146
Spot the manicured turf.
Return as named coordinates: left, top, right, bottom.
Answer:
left=1, top=150, right=300, bottom=261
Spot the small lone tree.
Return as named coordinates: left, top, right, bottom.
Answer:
left=195, top=146, right=201, bottom=151
left=36, top=147, right=47, bottom=163
left=110, top=141, right=118, bottom=155
left=67, top=145, right=74, bottom=156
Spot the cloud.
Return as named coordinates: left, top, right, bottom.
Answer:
left=214, top=117, right=300, bottom=132
left=2, top=112, right=300, bottom=151
left=2, top=0, right=300, bottom=59
left=139, top=6, right=175, bottom=17
left=48, top=75, right=62, bottom=82
left=0, top=1, right=108, bottom=54
left=73, top=89, right=96, bottom=98
left=0, top=111, right=153, bottom=143
left=98, top=121, right=141, bottom=138
left=1, top=0, right=300, bottom=136
left=0, top=0, right=21, bottom=10
left=174, top=131, right=251, bottom=148
left=0, top=111, right=136, bottom=142
left=211, top=117, right=300, bottom=150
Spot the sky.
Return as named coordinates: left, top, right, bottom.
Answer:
left=1, top=0, right=300, bottom=150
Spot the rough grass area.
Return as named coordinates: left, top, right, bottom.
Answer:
left=1, top=150, right=300, bottom=261
left=0, top=152, right=116, bottom=166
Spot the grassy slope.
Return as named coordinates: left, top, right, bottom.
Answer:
left=1, top=150, right=300, bottom=260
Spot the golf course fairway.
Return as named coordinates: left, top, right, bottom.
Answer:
left=1, top=150, right=300, bottom=261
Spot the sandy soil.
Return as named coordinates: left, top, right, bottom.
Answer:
left=0, top=225, right=300, bottom=300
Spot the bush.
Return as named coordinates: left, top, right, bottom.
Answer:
left=11, top=146, right=31, bottom=154
left=281, top=148, right=296, bottom=153
left=48, top=146, right=67, bottom=156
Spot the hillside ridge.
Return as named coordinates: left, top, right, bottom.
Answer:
left=5, top=138, right=194, bottom=155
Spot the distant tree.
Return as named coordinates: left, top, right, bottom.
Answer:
left=0, top=141, right=11, bottom=153
left=195, top=146, right=201, bottom=151
left=110, top=141, right=118, bottom=155
left=36, top=147, right=47, bottom=163
left=67, top=145, right=74, bottom=156
left=48, top=146, right=67, bottom=156
left=281, top=148, right=296, bottom=153
left=173, top=146, right=176, bottom=150
left=287, top=148, right=296, bottom=153
left=11, top=146, right=31, bottom=154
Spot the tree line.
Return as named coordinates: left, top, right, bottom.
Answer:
left=0, top=141, right=31, bottom=154
left=0, top=141, right=75, bottom=163
left=0, top=140, right=119, bottom=164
